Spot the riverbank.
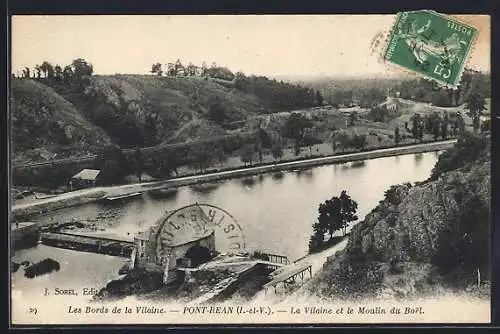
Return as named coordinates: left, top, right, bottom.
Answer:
left=11, top=139, right=455, bottom=221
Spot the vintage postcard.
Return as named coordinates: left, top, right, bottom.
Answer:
left=10, top=14, right=491, bottom=326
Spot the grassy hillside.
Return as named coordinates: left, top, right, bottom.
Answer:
left=10, top=75, right=267, bottom=162
left=50, top=75, right=265, bottom=146
left=11, top=79, right=111, bottom=163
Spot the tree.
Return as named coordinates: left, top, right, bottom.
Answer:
left=213, top=146, right=228, bottom=167
left=351, top=134, right=367, bottom=150
left=349, top=111, right=357, bottom=126
left=98, top=145, right=133, bottom=185
left=200, top=62, right=209, bottom=76
left=318, top=198, right=342, bottom=240
left=40, top=61, right=54, bottom=78
left=395, top=126, right=401, bottom=145
left=151, top=62, right=163, bottom=76
left=465, top=92, right=486, bottom=133
left=54, top=65, right=63, bottom=81
left=283, top=113, right=312, bottom=140
left=62, top=65, right=73, bottom=83
left=22, top=67, right=30, bottom=78
left=144, top=114, right=159, bottom=146
left=240, top=145, right=255, bottom=166
left=440, top=120, right=448, bottom=139
left=186, top=62, right=198, bottom=76
left=411, top=113, right=424, bottom=141
left=189, top=144, right=213, bottom=173
left=294, top=140, right=301, bottom=156
left=283, top=113, right=312, bottom=154
left=208, top=97, right=227, bottom=123
left=134, top=146, right=143, bottom=182
left=339, top=190, right=358, bottom=236
left=433, top=119, right=441, bottom=140
left=271, top=143, right=283, bottom=163
left=166, top=62, right=176, bottom=76
left=71, top=58, right=93, bottom=81
left=35, top=65, right=42, bottom=78
left=174, top=59, right=185, bottom=76
left=309, top=221, right=327, bottom=253
left=258, top=128, right=273, bottom=149
left=333, top=131, right=350, bottom=152
left=316, top=91, right=324, bottom=106
left=360, top=87, right=386, bottom=108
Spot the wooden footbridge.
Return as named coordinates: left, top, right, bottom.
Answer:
left=263, top=263, right=313, bottom=295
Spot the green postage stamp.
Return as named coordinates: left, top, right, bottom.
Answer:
left=383, top=10, right=479, bottom=88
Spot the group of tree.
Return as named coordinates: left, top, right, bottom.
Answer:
left=395, top=69, right=490, bottom=107
left=151, top=59, right=235, bottom=81
left=332, top=131, right=368, bottom=152
left=367, top=104, right=396, bottom=123
left=151, top=60, right=324, bottom=112
left=309, top=190, right=358, bottom=253
left=235, top=73, right=324, bottom=111
left=465, top=91, right=488, bottom=133
left=325, top=86, right=387, bottom=109
left=429, top=131, right=489, bottom=180
left=282, top=113, right=314, bottom=155
left=16, top=58, right=94, bottom=84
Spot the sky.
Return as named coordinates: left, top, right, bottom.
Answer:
left=11, top=15, right=491, bottom=78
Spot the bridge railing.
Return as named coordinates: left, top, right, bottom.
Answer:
left=261, top=252, right=289, bottom=265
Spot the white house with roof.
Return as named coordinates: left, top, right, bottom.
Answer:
left=68, top=169, right=101, bottom=191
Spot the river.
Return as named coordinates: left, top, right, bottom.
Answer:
left=11, top=151, right=440, bottom=306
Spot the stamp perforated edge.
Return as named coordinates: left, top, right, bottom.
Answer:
left=379, top=10, right=481, bottom=89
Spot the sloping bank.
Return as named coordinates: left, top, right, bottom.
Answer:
left=11, top=140, right=456, bottom=221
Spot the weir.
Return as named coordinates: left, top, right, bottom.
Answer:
left=40, top=231, right=134, bottom=258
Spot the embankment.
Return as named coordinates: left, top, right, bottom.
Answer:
left=11, top=190, right=106, bottom=222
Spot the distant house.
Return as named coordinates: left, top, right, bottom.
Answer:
left=68, top=169, right=101, bottom=191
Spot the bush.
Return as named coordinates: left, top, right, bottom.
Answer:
left=430, top=132, right=488, bottom=180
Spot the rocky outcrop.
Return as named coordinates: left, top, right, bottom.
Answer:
left=94, top=268, right=164, bottom=301
left=309, top=137, right=490, bottom=300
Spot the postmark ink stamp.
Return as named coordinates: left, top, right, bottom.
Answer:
left=383, top=10, right=479, bottom=88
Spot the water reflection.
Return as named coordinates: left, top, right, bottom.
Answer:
left=414, top=153, right=423, bottom=166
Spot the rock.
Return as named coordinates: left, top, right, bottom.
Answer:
left=24, top=258, right=61, bottom=279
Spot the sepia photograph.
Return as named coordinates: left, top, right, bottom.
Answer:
left=9, top=13, right=491, bottom=325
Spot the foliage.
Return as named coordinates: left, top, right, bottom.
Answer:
left=350, top=134, right=367, bottom=150
left=271, top=143, right=283, bottom=163
left=430, top=132, right=489, bottom=180
left=97, top=145, right=133, bottom=184
left=395, top=70, right=490, bottom=106
left=332, top=130, right=350, bottom=151
left=367, top=105, right=393, bottom=123
left=465, top=92, right=486, bottom=133
left=433, top=191, right=490, bottom=285
left=309, top=190, right=358, bottom=253
left=359, top=87, right=386, bottom=108
left=394, top=127, right=401, bottom=145
left=235, top=73, right=318, bottom=111
left=240, top=144, right=256, bottom=166
left=258, top=128, right=273, bottom=149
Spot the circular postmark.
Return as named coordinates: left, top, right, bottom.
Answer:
left=154, top=203, right=246, bottom=262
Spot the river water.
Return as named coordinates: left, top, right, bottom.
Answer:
left=11, top=152, right=440, bottom=305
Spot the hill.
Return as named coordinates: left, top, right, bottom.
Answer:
left=306, top=132, right=490, bottom=301
left=10, top=75, right=269, bottom=162
left=11, top=79, right=111, bottom=163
